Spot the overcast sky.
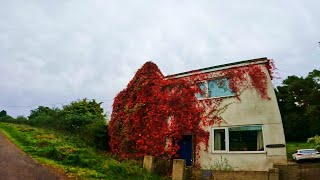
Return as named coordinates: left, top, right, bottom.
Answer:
left=0, top=0, right=319, bottom=117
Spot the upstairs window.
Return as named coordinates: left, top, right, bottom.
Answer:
left=196, top=78, right=234, bottom=99
left=196, top=82, right=206, bottom=99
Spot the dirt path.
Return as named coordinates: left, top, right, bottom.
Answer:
left=0, top=131, right=68, bottom=180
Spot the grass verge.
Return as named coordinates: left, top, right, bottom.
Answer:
left=0, top=122, right=161, bottom=180
left=286, top=141, right=313, bottom=160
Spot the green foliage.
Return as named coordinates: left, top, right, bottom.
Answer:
left=62, top=98, right=105, bottom=120
left=29, top=106, right=59, bottom=121
left=0, top=123, right=160, bottom=180
left=307, top=135, right=320, bottom=151
left=286, top=142, right=312, bottom=160
left=38, top=146, right=65, bottom=160
left=0, top=115, right=14, bottom=122
left=15, top=116, right=29, bottom=124
left=82, top=120, right=109, bottom=150
left=25, top=99, right=109, bottom=150
left=276, top=69, right=320, bottom=141
left=0, top=110, right=15, bottom=123
left=154, top=157, right=172, bottom=176
left=0, top=110, right=7, bottom=117
left=207, top=156, right=233, bottom=171
left=0, top=114, right=29, bottom=124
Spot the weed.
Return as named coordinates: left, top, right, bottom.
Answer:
left=35, top=134, right=56, bottom=140
left=208, top=156, right=233, bottom=171
left=36, top=140, right=51, bottom=147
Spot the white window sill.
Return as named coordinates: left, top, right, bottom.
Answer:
left=196, top=95, right=236, bottom=100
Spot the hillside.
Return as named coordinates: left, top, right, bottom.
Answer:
left=0, top=122, right=161, bottom=180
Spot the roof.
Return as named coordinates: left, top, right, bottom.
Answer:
left=165, top=57, right=269, bottom=79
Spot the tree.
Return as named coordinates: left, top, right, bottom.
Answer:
left=61, top=98, right=106, bottom=130
left=29, top=106, right=58, bottom=119
left=28, top=106, right=60, bottom=127
left=0, top=110, right=14, bottom=122
left=276, top=69, right=320, bottom=141
left=62, top=98, right=105, bottom=118
left=0, top=110, right=7, bottom=117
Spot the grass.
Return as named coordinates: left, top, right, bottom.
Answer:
left=0, top=122, right=162, bottom=180
left=286, top=141, right=313, bottom=160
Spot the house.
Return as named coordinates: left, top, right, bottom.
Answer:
left=166, top=57, right=287, bottom=171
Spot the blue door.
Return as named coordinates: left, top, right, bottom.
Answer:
left=177, top=135, right=193, bottom=166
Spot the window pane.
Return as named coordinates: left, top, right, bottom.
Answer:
left=196, top=82, right=206, bottom=99
left=214, top=129, right=226, bottom=150
left=229, top=126, right=262, bottom=131
left=208, top=78, right=234, bottom=98
left=229, top=126, right=264, bottom=151
left=300, top=150, right=317, bottom=154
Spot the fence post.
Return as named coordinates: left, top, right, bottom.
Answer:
left=172, top=159, right=186, bottom=180
left=143, top=155, right=155, bottom=173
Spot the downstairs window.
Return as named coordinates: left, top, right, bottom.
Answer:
left=212, top=125, right=264, bottom=152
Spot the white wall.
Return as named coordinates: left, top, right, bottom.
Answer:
left=198, top=64, right=287, bottom=171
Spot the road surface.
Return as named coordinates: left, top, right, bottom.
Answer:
left=0, top=131, right=68, bottom=180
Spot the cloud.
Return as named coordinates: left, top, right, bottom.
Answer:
left=0, top=0, right=319, bottom=116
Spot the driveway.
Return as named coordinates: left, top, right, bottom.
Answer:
left=296, top=160, right=320, bottom=180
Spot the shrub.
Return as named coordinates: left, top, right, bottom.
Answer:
left=25, top=99, right=110, bottom=151
left=154, top=157, right=172, bottom=176
left=39, top=146, right=64, bottom=161
left=64, top=153, right=81, bottom=165
left=15, top=116, right=28, bottom=124
left=36, top=140, right=51, bottom=147
left=0, top=115, right=14, bottom=122
left=82, top=120, right=109, bottom=150
left=208, top=156, right=233, bottom=171
left=307, top=135, right=320, bottom=151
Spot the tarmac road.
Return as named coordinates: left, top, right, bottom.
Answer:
left=0, top=131, right=68, bottom=180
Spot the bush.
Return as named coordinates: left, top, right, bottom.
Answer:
left=14, top=116, right=29, bottom=124
left=82, top=120, right=109, bottom=150
left=154, top=157, right=172, bottom=176
left=0, top=115, right=29, bottom=124
left=307, top=135, right=320, bottom=151
left=25, top=99, right=110, bottom=151
left=0, top=115, right=14, bottom=122
left=38, top=146, right=65, bottom=161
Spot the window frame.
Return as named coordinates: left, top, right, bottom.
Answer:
left=196, top=77, right=235, bottom=100
left=212, top=127, right=229, bottom=153
left=195, top=81, right=208, bottom=99
left=211, top=125, right=265, bottom=154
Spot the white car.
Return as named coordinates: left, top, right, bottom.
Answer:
left=292, top=149, right=320, bottom=162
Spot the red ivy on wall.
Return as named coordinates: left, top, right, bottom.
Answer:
left=109, top=60, right=275, bottom=164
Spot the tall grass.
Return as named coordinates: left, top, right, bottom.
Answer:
left=0, top=122, right=161, bottom=180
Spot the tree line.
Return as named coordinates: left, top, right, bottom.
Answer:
left=0, top=98, right=109, bottom=150
left=276, top=69, right=320, bottom=141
